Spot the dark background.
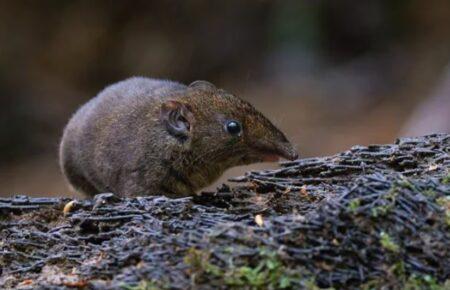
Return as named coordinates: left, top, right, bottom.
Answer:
left=0, top=0, right=449, bottom=196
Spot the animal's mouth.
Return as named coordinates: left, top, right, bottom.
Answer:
left=256, top=149, right=284, bottom=162
left=252, top=142, right=298, bottom=162
left=261, top=153, right=280, bottom=162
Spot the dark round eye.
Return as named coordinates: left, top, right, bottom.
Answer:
left=225, top=120, right=242, bottom=136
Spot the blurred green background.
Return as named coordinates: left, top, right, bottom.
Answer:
left=0, top=0, right=449, bottom=196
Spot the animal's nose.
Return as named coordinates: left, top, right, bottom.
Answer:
left=276, top=141, right=298, bottom=161
left=290, top=151, right=299, bottom=160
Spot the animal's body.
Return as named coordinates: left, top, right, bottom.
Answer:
left=60, top=77, right=297, bottom=197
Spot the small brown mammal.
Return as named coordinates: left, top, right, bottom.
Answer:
left=60, top=77, right=298, bottom=197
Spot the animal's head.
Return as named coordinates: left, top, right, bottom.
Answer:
left=159, top=80, right=298, bottom=169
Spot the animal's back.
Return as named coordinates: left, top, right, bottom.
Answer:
left=59, top=77, right=186, bottom=195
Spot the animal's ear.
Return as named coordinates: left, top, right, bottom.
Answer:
left=188, top=80, right=216, bottom=92
left=160, top=100, right=194, bottom=141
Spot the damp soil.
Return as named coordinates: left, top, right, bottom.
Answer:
left=1, top=134, right=449, bottom=289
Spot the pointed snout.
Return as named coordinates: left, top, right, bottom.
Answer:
left=274, top=141, right=298, bottom=161
left=245, top=119, right=298, bottom=162
left=252, top=139, right=299, bottom=162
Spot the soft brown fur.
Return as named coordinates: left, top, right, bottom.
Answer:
left=59, top=77, right=297, bottom=197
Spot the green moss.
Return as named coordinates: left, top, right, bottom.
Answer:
left=348, top=198, right=361, bottom=213
left=184, top=247, right=307, bottom=289
left=361, top=262, right=448, bottom=290
left=121, top=280, right=162, bottom=290
left=423, top=189, right=437, bottom=198
left=371, top=204, right=393, bottom=217
left=403, top=274, right=449, bottom=290
left=396, top=178, right=417, bottom=191
left=184, top=248, right=223, bottom=277
left=436, top=196, right=450, bottom=226
left=436, top=196, right=450, bottom=207
left=362, top=276, right=449, bottom=290
left=442, top=173, right=450, bottom=184
left=379, top=231, right=399, bottom=253
left=371, top=187, right=398, bottom=218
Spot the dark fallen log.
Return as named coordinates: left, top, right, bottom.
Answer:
left=1, top=134, right=449, bottom=289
